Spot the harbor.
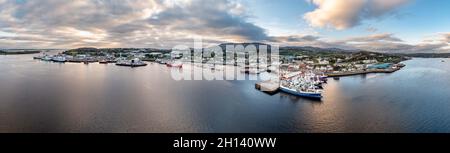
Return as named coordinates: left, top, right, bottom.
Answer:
left=253, top=60, right=406, bottom=99
left=31, top=47, right=408, bottom=101
left=255, top=71, right=327, bottom=99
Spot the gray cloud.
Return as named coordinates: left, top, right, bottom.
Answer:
left=345, top=33, right=403, bottom=42
left=444, top=33, right=450, bottom=43
left=366, top=27, right=378, bottom=32
left=350, top=42, right=449, bottom=53
left=0, top=0, right=448, bottom=53
left=149, top=0, right=267, bottom=41
left=0, top=0, right=267, bottom=49
left=273, top=33, right=450, bottom=53
left=269, top=35, right=320, bottom=42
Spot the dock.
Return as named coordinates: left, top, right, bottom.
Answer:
left=326, top=68, right=401, bottom=77
left=255, top=80, right=280, bottom=94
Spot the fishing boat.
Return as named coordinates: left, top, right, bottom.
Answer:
left=83, top=58, right=96, bottom=64
left=202, top=63, right=216, bottom=70
left=240, top=64, right=266, bottom=74
left=166, top=60, right=183, bottom=68
left=116, top=58, right=147, bottom=67
left=279, top=85, right=322, bottom=99
left=34, top=52, right=53, bottom=60
left=215, top=64, right=224, bottom=71
left=318, top=74, right=328, bottom=83
left=246, top=68, right=266, bottom=74
left=268, top=65, right=279, bottom=73
left=280, top=72, right=324, bottom=99
left=51, top=55, right=66, bottom=63
left=99, top=59, right=108, bottom=64
left=33, top=54, right=44, bottom=60
left=156, top=59, right=167, bottom=64
left=41, top=55, right=53, bottom=61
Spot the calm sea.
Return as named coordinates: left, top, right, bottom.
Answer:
left=1, top=53, right=450, bottom=133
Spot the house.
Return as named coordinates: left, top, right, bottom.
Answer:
left=318, top=59, right=329, bottom=65
left=363, top=59, right=378, bottom=64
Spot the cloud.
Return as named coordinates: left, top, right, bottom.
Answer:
left=345, top=33, right=403, bottom=42
left=0, top=0, right=267, bottom=49
left=270, top=35, right=320, bottom=42
left=366, top=27, right=378, bottom=32
left=350, top=41, right=449, bottom=53
left=0, top=0, right=448, bottom=53
left=348, top=33, right=450, bottom=53
left=149, top=0, right=268, bottom=41
left=304, top=0, right=410, bottom=30
left=443, top=33, right=450, bottom=43
left=272, top=33, right=450, bottom=53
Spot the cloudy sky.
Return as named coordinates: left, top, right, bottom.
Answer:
left=0, top=0, right=449, bottom=53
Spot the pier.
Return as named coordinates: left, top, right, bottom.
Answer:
left=255, top=80, right=280, bottom=94
left=326, top=68, right=401, bottom=77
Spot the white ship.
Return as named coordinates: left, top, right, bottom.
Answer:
left=51, top=55, right=66, bottom=62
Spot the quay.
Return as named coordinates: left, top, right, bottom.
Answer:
left=326, top=68, right=402, bottom=77
left=255, top=80, right=280, bottom=94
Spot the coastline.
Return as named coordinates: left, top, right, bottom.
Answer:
left=0, top=51, right=41, bottom=55
left=326, top=68, right=402, bottom=77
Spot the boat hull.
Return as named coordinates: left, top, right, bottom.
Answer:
left=116, top=63, right=148, bottom=67
left=52, top=58, right=66, bottom=63
left=166, top=64, right=183, bottom=68
left=280, top=86, right=322, bottom=99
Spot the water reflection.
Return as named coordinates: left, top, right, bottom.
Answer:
left=2, top=54, right=450, bottom=132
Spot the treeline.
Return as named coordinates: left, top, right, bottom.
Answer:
left=63, top=47, right=171, bottom=56
left=400, top=53, right=450, bottom=58
left=0, top=50, right=41, bottom=55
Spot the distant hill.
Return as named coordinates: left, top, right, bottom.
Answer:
left=60, top=44, right=450, bottom=58
left=68, top=47, right=98, bottom=52
left=399, top=53, right=450, bottom=58
left=281, top=46, right=359, bottom=53
left=63, top=47, right=171, bottom=55
left=0, top=49, right=41, bottom=55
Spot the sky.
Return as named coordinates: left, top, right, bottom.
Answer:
left=0, top=0, right=449, bottom=53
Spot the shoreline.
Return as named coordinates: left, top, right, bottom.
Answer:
left=0, top=51, right=41, bottom=55
left=326, top=67, right=402, bottom=77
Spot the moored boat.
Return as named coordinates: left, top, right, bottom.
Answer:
left=33, top=55, right=43, bottom=60
left=319, top=74, right=328, bottom=83
left=279, top=85, right=322, bottom=99
left=116, top=58, right=147, bottom=67
left=41, top=55, right=53, bottom=61
left=166, top=61, right=183, bottom=68
left=99, top=59, right=108, bottom=64
left=155, top=58, right=168, bottom=64
left=280, top=71, right=324, bottom=99
left=33, top=53, right=50, bottom=60
left=51, top=55, right=66, bottom=63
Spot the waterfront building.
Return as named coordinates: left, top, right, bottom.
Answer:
left=368, top=63, right=392, bottom=69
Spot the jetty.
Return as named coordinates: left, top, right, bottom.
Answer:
left=255, top=80, right=280, bottom=94
left=326, top=68, right=401, bottom=77
left=326, top=63, right=405, bottom=77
